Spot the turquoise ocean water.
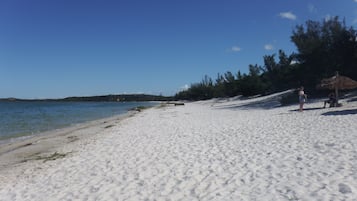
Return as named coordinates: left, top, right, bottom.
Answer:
left=0, top=101, right=157, bottom=142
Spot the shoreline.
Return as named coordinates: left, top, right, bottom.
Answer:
left=0, top=96, right=356, bottom=200
left=0, top=110, right=137, bottom=172
left=0, top=101, right=160, bottom=144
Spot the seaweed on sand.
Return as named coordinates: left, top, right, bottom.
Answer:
left=22, top=152, right=71, bottom=163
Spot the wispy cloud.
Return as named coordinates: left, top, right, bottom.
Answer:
left=264, top=44, right=274, bottom=50
left=350, top=0, right=357, bottom=25
left=308, top=3, right=316, bottom=13
left=231, top=46, right=242, bottom=52
left=279, top=11, right=297, bottom=20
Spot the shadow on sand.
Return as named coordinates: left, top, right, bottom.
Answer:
left=214, top=97, right=282, bottom=110
left=322, top=109, right=357, bottom=116
left=213, top=90, right=295, bottom=110
left=289, top=107, right=324, bottom=112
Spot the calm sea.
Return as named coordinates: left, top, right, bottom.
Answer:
left=0, top=101, right=157, bottom=142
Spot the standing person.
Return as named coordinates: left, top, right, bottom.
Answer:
left=298, top=86, right=307, bottom=112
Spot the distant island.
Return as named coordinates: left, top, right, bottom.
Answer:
left=0, top=94, right=174, bottom=102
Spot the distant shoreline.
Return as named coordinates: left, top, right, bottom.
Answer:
left=0, top=94, right=173, bottom=102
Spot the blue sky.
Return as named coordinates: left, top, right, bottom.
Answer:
left=1, top=0, right=356, bottom=98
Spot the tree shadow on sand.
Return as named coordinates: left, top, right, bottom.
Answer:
left=216, top=99, right=281, bottom=110
left=322, top=109, right=357, bottom=116
left=213, top=90, right=295, bottom=110
left=348, top=97, right=357, bottom=102
left=289, top=107, right=325, bottom=112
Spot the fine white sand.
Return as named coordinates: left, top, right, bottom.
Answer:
left=0, top=92, right=357, bottom=200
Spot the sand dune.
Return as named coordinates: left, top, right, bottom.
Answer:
left=0, top=94, right=356, bottom=200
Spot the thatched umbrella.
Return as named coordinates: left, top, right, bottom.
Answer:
left=317, top=72, right=357, bottom=103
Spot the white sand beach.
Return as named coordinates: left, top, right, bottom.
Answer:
left=1, top=92, right=357, bottom=201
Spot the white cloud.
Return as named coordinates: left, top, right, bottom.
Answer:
left=279, top=12, right=297, bottom=20
left=264, top=44, right=274, bottom=50
left=290, top=60, right=299, bottom=65
left=325, top=14, right=332, bottom=22
left=354, top=0, right=357, bottom=2
left=180, top=84, right=189, bottom=91
left=231, top=46, right=242, bottom=52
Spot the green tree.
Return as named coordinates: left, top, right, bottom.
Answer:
left=223, top=71, right=237, bottom=97
left=239, top=64, right=267, bottom=96
left=176, top=17, right=357, bottom=101
left=212, top=73, right=224, bottom=97
left=291, top=17, right=357, bottom=87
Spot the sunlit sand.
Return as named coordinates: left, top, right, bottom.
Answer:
left=1, top=92, right=356, bottom=200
